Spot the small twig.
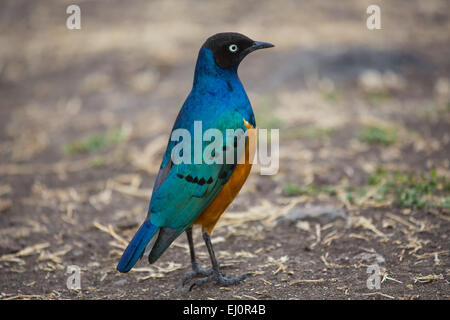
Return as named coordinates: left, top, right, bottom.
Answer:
left=381, top=274, right=403, bottom=284
left=362, top=292, right=395, bottom=299
left=289, top=279, right=325, bottom=285
left=93, top=221, right=128, bottom=246
left=413, top=274, right=443, bottom=283
left=385, top=213, right=416, bottom=230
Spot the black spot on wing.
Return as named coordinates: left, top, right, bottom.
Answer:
left=183, top=174, right=215, bottom=186
left=219, top=170, right=228, bottom=179
left=218, top=164, right=236, bottom=181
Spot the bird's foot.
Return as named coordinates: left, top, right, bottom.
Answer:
left=182, top=262, right=213, bottom=287
left=188, top=270, right=249, bottom=291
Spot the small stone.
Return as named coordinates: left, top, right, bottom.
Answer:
left=280, top=206, right=346, bottom=224
left=353, top=252, right=385, bottom=264
left=113, top=279, right=127, bottom=286
left=0, top=238, right=21, bottom=255
left=72, top=249, right=83, bottom=257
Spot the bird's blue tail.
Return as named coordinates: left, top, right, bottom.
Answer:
left=117, top=220, right=159, bottom=273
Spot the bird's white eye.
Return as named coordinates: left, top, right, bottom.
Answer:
left=229, top=44, right=238, bottom=52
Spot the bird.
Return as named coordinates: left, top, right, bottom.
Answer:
left=117, top=32, right=274, bottom=290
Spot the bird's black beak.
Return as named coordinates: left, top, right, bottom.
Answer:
left=251, top=41, right=275, bottom=51
left=240, top=41, right=274, bottom=61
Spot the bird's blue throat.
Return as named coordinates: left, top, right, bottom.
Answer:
left=193, top=48, right=242, bottom=93
left=190, top=48, right=254, bottom=126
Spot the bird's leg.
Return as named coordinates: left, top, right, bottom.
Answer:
left=189, top=232, right=249, bottom=291
left=182, top=226, right=212, bottom=286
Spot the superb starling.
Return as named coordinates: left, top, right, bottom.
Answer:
left=117, top=32, right=274, bottom=289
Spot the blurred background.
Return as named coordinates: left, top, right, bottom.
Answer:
left=0, top=0, right=449, bottom=299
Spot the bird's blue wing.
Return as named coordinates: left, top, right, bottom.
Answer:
left=148, top=107, right=247, bottom=229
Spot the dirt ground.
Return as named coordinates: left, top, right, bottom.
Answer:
left=0, top=0, right=449, bottom=300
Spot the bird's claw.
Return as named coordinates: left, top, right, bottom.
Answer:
left=182, top=263, right=213, bottom=287
left=189, top=272, right=249, bottom=291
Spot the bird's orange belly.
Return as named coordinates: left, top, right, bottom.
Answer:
left=194, top=124, right=256, bottom=233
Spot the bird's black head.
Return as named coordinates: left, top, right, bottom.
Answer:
left=202, top=32, right=274, bottom=69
